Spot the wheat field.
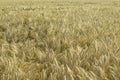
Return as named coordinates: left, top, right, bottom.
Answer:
left=0, top=0, right=120, bottom=80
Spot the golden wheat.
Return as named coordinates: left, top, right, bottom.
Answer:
left=0, top=0, right=120, bottom=80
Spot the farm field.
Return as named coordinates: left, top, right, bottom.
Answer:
left=0, top=0, right=120, bottom=80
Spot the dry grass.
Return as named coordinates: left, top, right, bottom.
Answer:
left=0, top=0, right=120, bottom=80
